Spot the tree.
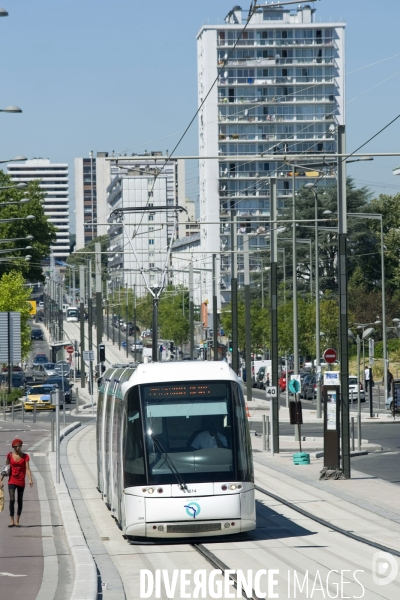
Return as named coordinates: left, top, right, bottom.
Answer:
left=65, top=235, right=109, bottom=291
left=158, top=287, right=190, bottom=344
left=0, top=172, right=57, bottom=282
left=0, top=270, right=32, bottom=359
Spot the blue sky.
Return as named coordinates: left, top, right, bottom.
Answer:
left=1, top=0, right=400, bottom=232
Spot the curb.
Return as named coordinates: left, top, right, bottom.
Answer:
left=48, top=423, right=98, bottom=600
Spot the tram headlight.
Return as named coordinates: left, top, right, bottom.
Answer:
left=229, top=484, right=237, bottom=491
left=224, top=522, right=230, bottom=528
left=147, top=488, right=154, bottom=494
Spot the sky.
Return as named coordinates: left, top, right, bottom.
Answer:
left=1, top=0, right=400, bottom=233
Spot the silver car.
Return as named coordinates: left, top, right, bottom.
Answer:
left=32, top=362, right=58, bottom=382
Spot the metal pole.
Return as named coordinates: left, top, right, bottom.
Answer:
left=133, top=286, right=137, bottom=363
left=79, top=266, right=86, bottom=389
left=51, top=417, right=54, bottom=452
left=95, top=242, right=103, bottom=364
left=285, top=355, right=289, bottom=408
left=292, top=169, right=300, bottom=443
left=357, top=413, right=361, bottom=451
left=244, top=236, right=252, bottom=402
left=33, top=402, right=36, bottom=423
left=72, top=265, right=76, bottom=307
left=189, top=263, right=194, bottom=360
left=262, top=415, right=267, bottom=451
left=314, top=191, right=322, bottom=419
left=213, top=254, right=218, bottom=361
left=106, top=299, right=109, bottom=341
left=75, top=387, right=79, bottom=414
left=270, top=179, right=279, bottom=453
left=380, top=217, right=388, bottom=407
left=63, top=392, right=66, bottom=428
left=378, top=385, right=381, bottom=410
left=118, top=281, right=121, bottom=352
left=125, top=283, right=129, bottom=358
left=338, top=124, right=350, bottom=479
left=369, top=366, right=373, bottom=417
left=231, top=209, right=239, bottom=374
left=152, top=297, right=159, bottom=362
left=351, top=417, right=355, bottom=452
left=89, top=359, right=94, bottom=413
left=55, top=390, right=60, bottom=484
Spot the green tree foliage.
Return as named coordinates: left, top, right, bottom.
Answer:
left=158, top=287, right=190, bottom=344
left=65, top=235, right=109, bottom=291
left=0, top=270, right=32, bottom=359
left=221, top=299, right=270, bottom=352
left=0, top=172, right=57, bottom=282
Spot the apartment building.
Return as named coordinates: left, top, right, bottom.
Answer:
left=106, top=153, right=185, bottom=295
left=8, top=159, right=70, bottom=261
left=74, top=152, right=111, bottom=249
left=197, top=3, right=345, bottom=304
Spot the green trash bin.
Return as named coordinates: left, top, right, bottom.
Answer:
left=293, top=452, right=310, bottom=465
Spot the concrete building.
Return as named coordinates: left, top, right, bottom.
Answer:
left=106, top=154, right=184, bottom=296
left=74, top=152, right=111, bottom=249
left=178, top=197, right=200, bottom=239
left=171, top=232, right=202, bottom=305
left=8, top=159, right=70, bottom=261
left=197, top=3, right=345, bottom=304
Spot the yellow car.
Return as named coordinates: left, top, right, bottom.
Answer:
left=24, top=385, right=56, bottom=411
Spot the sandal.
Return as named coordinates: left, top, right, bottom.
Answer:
left=8, top=524, right=15, bottom=528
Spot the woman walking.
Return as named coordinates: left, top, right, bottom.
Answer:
left=0, top=438, right=34, bottom=527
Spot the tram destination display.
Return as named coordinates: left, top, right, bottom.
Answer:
left=144, top=383, right=228, bottom=400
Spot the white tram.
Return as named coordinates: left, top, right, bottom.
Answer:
left=97, top=361, right=256, bottom=539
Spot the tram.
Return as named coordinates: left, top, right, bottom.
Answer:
left=97, top=361, right=256, bottom=539
left=66, top=306, right=79, bottom=322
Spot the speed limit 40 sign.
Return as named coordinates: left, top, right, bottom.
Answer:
left=266, top=386, right=277, bottom=398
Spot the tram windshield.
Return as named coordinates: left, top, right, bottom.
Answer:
left=124, top=381, right=253, bottom=486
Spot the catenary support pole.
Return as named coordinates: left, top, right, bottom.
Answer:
left=231, top=209, right=239, bottom=374
left=95, top=242, right=103, bottom=365
left=189, top=262, right=194, bottom=360
left=270, top=178, right=279, bottom=453
left=292, top=169, right=300, bottom=442
left=338, top=124, right=350, bottom=478
left=152, top=297, right=159, bottom=362
left=79, top=266, right=86, bottom=389
left=243, top=236, right=252, bottom=402
left=125, top=282, right=129, bottom=359
left=213, top=254, right=218, bottom=361
left=88, top=260, right=93, bottom=389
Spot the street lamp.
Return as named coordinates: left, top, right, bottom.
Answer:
left=0, top=182, right=27, bottom=191
left=0, top=106, right=22, bottom=113
left=0, top=156, right=26, bottom=163
left=0, top=197, right=30, bottom=207
left=0, top=215, right=35, bottom=224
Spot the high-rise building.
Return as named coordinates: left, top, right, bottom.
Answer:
left=106, top=154, right=185, bottom=296
left=8, top=158, right=70, bottom=261
left=197, top=3, right=345, bottom=304
left=74, top=152, right=111, bottom=249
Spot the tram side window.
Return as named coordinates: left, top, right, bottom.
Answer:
left=232, top=383, right=254, bottom=482
left=125, top=387, right=146, bottom=487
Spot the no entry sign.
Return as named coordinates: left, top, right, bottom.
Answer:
left=65, top=345, right=74, bottom=355
left=324, top=348, right=337, bottom=364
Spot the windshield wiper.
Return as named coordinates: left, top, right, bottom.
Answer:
left=149, top=433, right=188, bottom=492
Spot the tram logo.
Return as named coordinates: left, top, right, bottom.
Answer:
left=184, top=502, right=201, bottom=519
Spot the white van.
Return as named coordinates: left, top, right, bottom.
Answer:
left=251, top=360, right=271, bottom=387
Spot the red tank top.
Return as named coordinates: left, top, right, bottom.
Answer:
left=7, top=452, right=29, bottom=487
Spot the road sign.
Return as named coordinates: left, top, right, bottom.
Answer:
left=65, top=345, right=74, bottom=355
left=265, top=386, right=277, bottom=398
left=289, top=376, right=301, bottom=394
left=55, top=360, right=70, bottom=377
left=323, top=348, right=337, bottom=364
left=83, top=350, right=95, bottom=361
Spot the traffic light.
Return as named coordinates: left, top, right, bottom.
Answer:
left=228, top=340, right=233, bottom=353
left=99, top=343, right=106, bottom=363
left=169, top=341, right=175, bottom=353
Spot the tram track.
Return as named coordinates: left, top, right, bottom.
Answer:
left=254, top=483, right=400, bottom=558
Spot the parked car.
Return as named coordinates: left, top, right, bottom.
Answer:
left=348, top=375, right=365, bottom=402
left=24, top=384, right=57, bottom=411
left=32, top=362, right=57, bottom=382
left=303, top=375, right=318, bottom=400
left=31, top=328, right=44, bottom=341
left=45, top=376, right=72, bottom=403
left=300, top=373, right=314, bottom=398
left=0, top=371, right=26, bottom=390
left=130, top=341, right=143, bottom=353
left=32, top=354, right=49, bottom=368
left=279, top=370, right=293, bottom=392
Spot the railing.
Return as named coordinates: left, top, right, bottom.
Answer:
left=218, top=115, right=334, bottom=123
left=217, top=38, right=334, bottom=48
left=219, top=96, right=336, bottom=104
left=220, top=58, right=335, bottom=67
left=219, top=76, right=334, bottom=85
